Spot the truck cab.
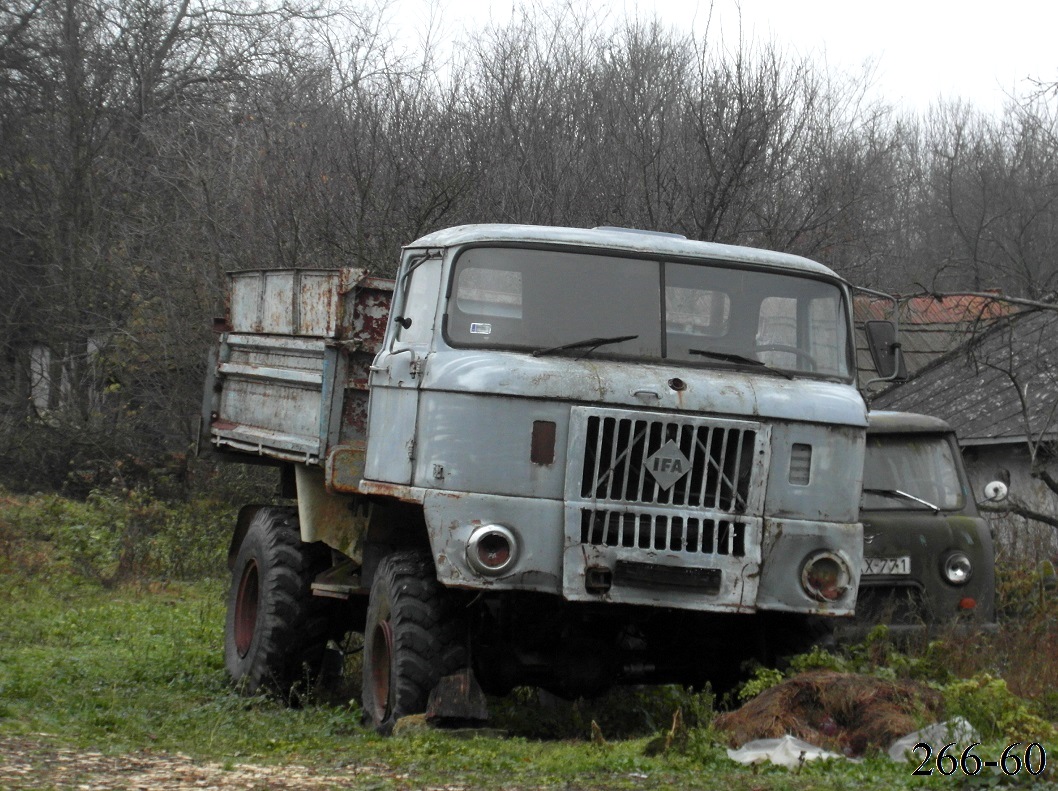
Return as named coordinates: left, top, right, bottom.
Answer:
left=362, top=225, right=866, bottom=614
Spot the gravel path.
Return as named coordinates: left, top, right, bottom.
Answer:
left=0, top=735, right=446, bottom=790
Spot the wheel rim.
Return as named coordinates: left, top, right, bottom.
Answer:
left=234, top=559, right=260, bottom=658
left=368, top=617, right=395, bottom=720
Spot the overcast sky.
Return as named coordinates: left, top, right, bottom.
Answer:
left=390, top=0, right=1058, bottom=114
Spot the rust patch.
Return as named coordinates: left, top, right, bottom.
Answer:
left=358, top=480, right=421, bottom=503
left=531, top=420, right=556, bottom=465
left=340, top=392, right=369, bottom=438
left=351, top=277, right=394, bottom=349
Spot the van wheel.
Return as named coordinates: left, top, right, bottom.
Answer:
left=224, top=506, right=334, bottom=699
left=362, top=551, right=466, bottom=734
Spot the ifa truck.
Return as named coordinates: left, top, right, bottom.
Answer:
left=201, top=224, right=895, bottom=732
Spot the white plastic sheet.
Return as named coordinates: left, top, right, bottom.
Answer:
left=726, top=735, right=844, bottom=768
left=724, top=716, right=981, bottom=769
left=887, top=717, right=980, bottom=762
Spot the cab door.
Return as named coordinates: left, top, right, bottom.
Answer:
left=364, top=254, right=443, bottom=484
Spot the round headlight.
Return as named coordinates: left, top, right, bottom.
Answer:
left=942, top=552, right=973, bottom=585
left=801, top=551, right=851, bottom=602
left=466, top=524, right=518, bottom=576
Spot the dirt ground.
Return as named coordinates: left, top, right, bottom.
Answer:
left=0, top=735, right=465, bottom=791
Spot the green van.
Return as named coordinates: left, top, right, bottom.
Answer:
left=838, top=411, right=997, bottom=640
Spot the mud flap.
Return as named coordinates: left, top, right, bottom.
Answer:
left=425, top=668, right=489, bottom=725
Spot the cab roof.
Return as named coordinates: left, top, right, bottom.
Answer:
left=867, top=410, right=953, bottom=435
left=406, top=224, right=843, bottom=280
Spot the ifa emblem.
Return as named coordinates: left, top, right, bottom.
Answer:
left=643, top=439, right=691, bottom=490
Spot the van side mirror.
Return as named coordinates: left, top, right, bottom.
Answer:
left=982, top=480, right=1008, bottom=502
left=865, top=320, right=907, bottom=382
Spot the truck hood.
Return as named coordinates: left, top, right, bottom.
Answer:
left=423, top=349, right=867, bottom=427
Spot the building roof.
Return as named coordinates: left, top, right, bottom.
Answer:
left=407, top=224, right=843, bottom=278
left=872, top=308, right=1058, bottom=446
left=854, top=294, right=1016, bottom=390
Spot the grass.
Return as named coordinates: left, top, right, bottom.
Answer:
left=1, top=487, right=1056, bottom=789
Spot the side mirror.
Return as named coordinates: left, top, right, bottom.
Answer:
left=865, top=320, right=907, bottom=382
left=982, top=480, right=1008, bottom=502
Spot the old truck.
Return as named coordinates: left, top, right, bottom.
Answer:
left=840, top=410, right=997, bottom=640
left=200, top=224, right=892, bottom=732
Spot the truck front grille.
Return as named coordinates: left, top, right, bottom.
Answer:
left=563, top=406, right=767, bottom=609
left=580, top=509, right=747, bottom=557
left=579, top=413, right=756, bottom=511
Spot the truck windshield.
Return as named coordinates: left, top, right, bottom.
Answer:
left=444, top=247, right=852, bottom=379
left=862, top=435, right=964, bottom=511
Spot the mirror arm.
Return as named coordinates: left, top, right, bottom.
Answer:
left=865, top=341, right=904, bottom=389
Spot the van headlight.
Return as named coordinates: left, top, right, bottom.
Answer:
left=942, top=552, right=973, bottom=585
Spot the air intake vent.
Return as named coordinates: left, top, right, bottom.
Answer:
left=789, top=443, right=812, bottom=485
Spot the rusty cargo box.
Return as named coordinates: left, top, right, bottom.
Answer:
left=202, top=268, right=393, bottom=476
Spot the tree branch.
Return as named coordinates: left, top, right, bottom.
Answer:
left=979, top=498, right=1058, bottom=530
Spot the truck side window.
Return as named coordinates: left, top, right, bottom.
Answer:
left=665, top=285, right=730, bottom=337
left=808, top=296, right=842, bottom=374
left=757, top=291, right=846, bottom=374
left=455, top=267, right=523, bottom=319
left=757, top=296, right=798, bottom=351
left=396, top=257, right=442, bottom=346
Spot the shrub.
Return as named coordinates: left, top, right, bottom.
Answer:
left=941, top=673, right=1056, bottom=743
left=0, top=486, right=235, bottom=583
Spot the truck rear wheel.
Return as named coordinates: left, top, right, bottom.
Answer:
left=362, top=551, right=466, bottom=734
left=224, top=506, right=334, bottom=698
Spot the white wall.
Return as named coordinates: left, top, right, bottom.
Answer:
left=962, top=442, right=1058, bottom=562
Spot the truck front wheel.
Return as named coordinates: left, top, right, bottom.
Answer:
left=224, top=506, right=334, bottom=698
left=362, top=551, right=466, bottom=733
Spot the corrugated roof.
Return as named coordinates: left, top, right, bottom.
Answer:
left=872, top=309, right=1058, bottom=445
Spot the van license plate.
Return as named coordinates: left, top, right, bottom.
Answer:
left=861, top=556, right=911, bottom=576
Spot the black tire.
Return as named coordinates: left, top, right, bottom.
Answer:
left=362, top=551, right=466, bottom=734
left=224, top=506, right=334, bottom=698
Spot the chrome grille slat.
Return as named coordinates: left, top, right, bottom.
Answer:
left=580, top=509, right=749, bottom=557
left=580, top=415, right=756, bottom=509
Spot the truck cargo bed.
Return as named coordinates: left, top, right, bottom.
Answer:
left=202, top=268, right=393, bottom=472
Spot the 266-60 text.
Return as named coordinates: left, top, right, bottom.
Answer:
left=912, top=742, right=1046, bottom=776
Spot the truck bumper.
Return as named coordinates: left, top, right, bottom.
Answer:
left=420, top=489, right=862, bottom=616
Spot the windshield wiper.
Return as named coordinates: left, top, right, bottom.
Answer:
left=688, top=348, right=793, bottom=380
left=531, top=334, right=639, bottom=358
left=862, top=488, right=940, bottom=513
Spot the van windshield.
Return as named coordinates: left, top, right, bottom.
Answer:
left=445, top=247, right=852, bottom=380
left=862, top=435, right=964, bottom=511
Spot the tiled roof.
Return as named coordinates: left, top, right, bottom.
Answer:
left=871, top=309, right=1058, bottom=445
left=854, top=294, right=1012, bottom=324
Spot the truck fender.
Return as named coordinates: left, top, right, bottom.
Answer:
left=359, top=501, right=432, bottom=589
left=228, top=504, right=265, bottom=570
